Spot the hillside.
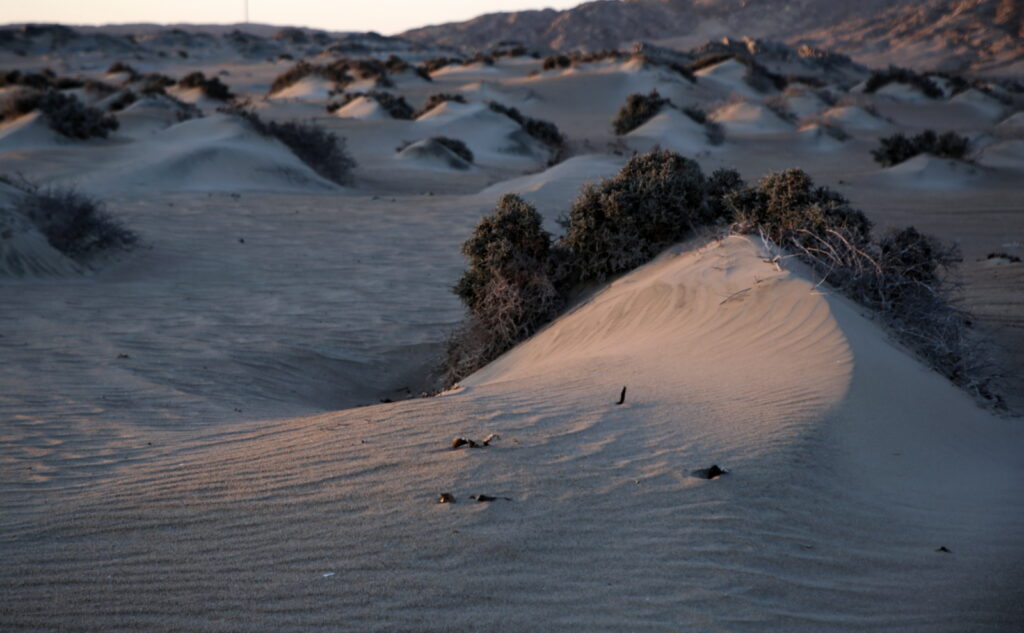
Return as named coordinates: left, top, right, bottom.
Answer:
left=400, top=0, right=1024, bottom=75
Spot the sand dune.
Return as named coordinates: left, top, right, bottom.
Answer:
left=2, top=22, right=1022, bottom=633
left=711, top=101, right=794, bottom=134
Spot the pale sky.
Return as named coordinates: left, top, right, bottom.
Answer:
left=1, top=0, right=587, bottom=35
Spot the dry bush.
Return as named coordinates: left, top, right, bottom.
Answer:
left=487, top=101, right=565, bottom=154
left=871, top=130, right=970, bottom=166
left=7, top=177, right=136, bottom=261
left=559, top=150, right=724, bottom=282
left=177, top=72, right=234, bottom=101
left=864, top=66, right=943, bottom=99
left=613, top=90, right=669, bottom=135
left=431, top=137, right=474, bottom=163
left=107, top=91, right=137, bottom=112
left=413, top=93, right=466, bottom=118
left=444, top=194, right=561, bottom=385
left=732, top=169, right=993, bottom=402
left=222, top=107, right=355, bottom=185
left=13, top=90, right=120, bottom=139
left=328, top=91, right=413, bottom=119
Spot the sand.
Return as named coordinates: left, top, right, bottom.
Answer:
left=1, top=27, right=1023, bottom=633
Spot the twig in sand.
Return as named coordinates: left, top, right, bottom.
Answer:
left=616, top=386, right=627, bottom=405
left=719, top=288, right=751, bottom=305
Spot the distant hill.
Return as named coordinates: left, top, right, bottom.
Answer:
left=399, top=0, right=1024, bottom=75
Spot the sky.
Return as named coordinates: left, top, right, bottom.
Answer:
left=1, top=0, right=587, bottom=35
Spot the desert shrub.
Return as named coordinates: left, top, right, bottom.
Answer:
left=223, top=107, right=355, bottom=185
left=764, top=95, right=798, bottom=123
left=727, top=168, right=872, bottom=251
left=270, top=61, right=318, bottom=93
left=0, top=89, right=43, bottom=123
left=414, top=93, right=466, bottom=118
left=177, top=72, right=234, bottom=101
left=106, top=61, right=138, bottom=78
left=871, top=130, right=970, bottom=166
left=384, top=55, right=431, bottom=81
left=420, top=57, right=461, bottom=74
left=11, top=180, right=136, bottom=261
left=330, top=91, right=413, bottom=119
left=107, top=91, right=137, bottom=112
left=542, top=54, right=571, bottom=71
left=445, top=194, right=562, bottom=384
left=613, top=90, right=670, bottom=135
left=688, top=53, right=784, bottom=92
left=54, top=77, right=84, bottom=90
left=431, top=136, right=474, bottom=163
left=727, top=170, right=989, bottom=399
left=864, top=66, right=943, bottom=99
left=0, top=70, right=54, bottom=90
left=28, top=91, right=119, bottom=139
left=559, top=150, right=723, bottom=281
left=487, top=101, right=565, bottom=151
left=83, top=79, right=117, bottom=96
left=139, top=73, right=175, bottom=95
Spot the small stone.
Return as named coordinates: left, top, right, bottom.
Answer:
left=438, top=493, right=456, bottom=504
left=936, top=546, right=951, bottom=553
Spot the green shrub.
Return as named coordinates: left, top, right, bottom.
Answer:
left=445, top=194, right=562, bottom=384
left=612, top=90, right=669, bottom=135
left=559, top=150, right=721, bottom=281
left=728, top=168, right=872, bottom=250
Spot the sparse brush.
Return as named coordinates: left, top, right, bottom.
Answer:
left=612, top=90, right=670, bottom=135
left=17, top=90, right=120, bottom=139
left=330, top=91, right=413, bottom=119
left=107, top=91, right=137, bottom=112
left=864, top=66, right=943, bottom=99
left=222, top=106, right=355, bottom=185
left=8, top=178, right=136, bottom=261
left=487, top=101, right=565, bottom=154
left=431, top=136, right=474, bottom=163
left=177, top=72, right=234, bottom=101
left=413, top=93, right=466, bottom=118
left=871, top=130, right=970, bottom=166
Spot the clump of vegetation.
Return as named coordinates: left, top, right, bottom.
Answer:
left=222, top=106, right=355, bottom=185
left=138, top=73, right=175, bottom=95
left=177, top=72, right=234, bottom=101
left=431, top=137, right=474, bottom=163
left=560, top=150, right=728, bottom=282
left=612, top=92, right=724, bottom=144
left=419, top=57, right=461, bottom=74
left=106, top=61, right=138, bottom=78
left=384, top=55, right=431, bottom=81
left=413, top=93, right=467, bottom=118
left=864, top=66, right=943, bottom=99
left=871, top=130, right=970, bottom=166
left=444, top=194, right=563, bottom=384
left=2, top=90, right=119, bottom=139
left=107, top=91, right=137, bottom=112
left=441, top=151, right=992, bottom=404
left=327, top=91, right=413, bottom=119
left=541, top=50, right=625, bottom=71
left=688, top=53, right=786, bottom=92
left=6, top=177, right=136, bottom=261
left=487, top=101, right=565, bottom=154
left=726, top=169, right=986, bottom=399
left=270, top=59, right=396, bottom=94
left=612, top=90, right=670, bottom=135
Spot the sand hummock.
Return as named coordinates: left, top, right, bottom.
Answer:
left=2, top=24, right=1023, bottom=633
